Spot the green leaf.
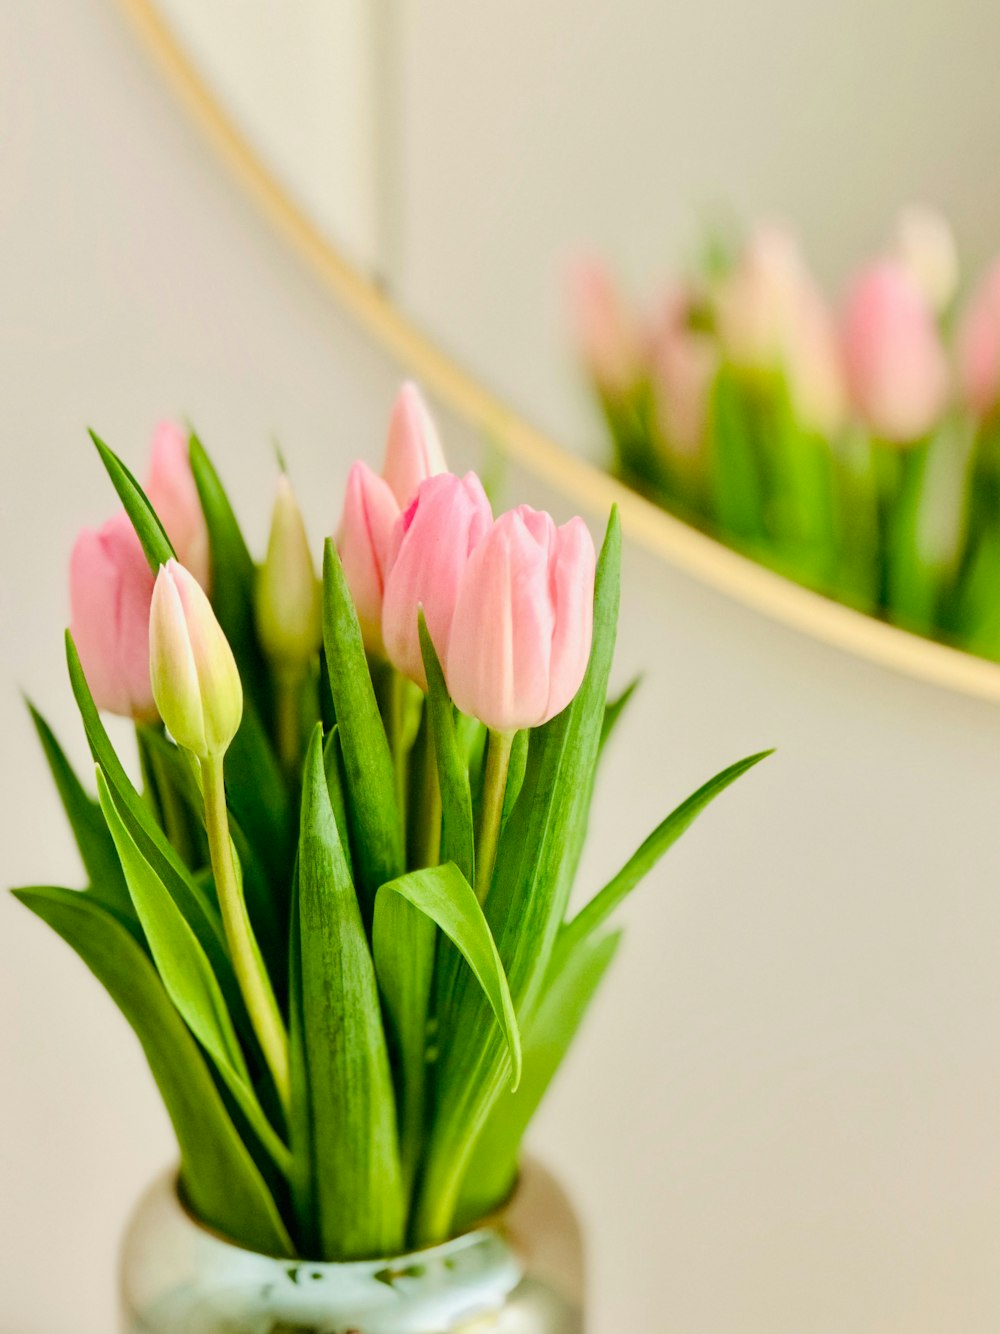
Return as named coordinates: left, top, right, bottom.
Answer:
left=13, top=886, right=293, bottom=1256
left=500, top=729, right=529, bottom=832
left=375, top=864, right=521, bottom=1088
left=66, top=634, right=233, bottom=984
left=415, top=508, right=621, bottom=1244
left=286, top=871, right=316, bottom=1256
left=96, top=769, right=291, bottom=1176
left=224, top=697, right=293, bottom=898
left=321, top=539, right=403, bottom=923
left=554, top=748, right=773, bottom=973
left=322, top=726, right=353, bottom=875
left=89, top=430, right=175, bottom=569
left=27, top=701, right=134, bottom=922
left=298, top=727, right=404, bottom=1259
left=187, top=430, right=270, bottom=717
left=454, top=929, right=621, bottom=1230
left=600, top=675, right=642, bottom=752
left=418, top=615, right=474, bottom=883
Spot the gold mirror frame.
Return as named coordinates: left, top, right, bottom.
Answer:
left=117, top=0, right=1000, bottom=705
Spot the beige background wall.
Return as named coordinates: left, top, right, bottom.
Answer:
left=4, top=4, right=1000, bottom=1332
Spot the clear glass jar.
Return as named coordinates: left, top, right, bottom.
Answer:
left=119, top=1159, right=584, bottom=1333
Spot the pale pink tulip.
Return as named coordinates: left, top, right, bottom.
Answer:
left=648, top=290, right=718, bottom=455
left=715, top=224, right=811, bottom=371
left=381, top=382, right=447, bottom=506
left=336, top=462, right=401, bottom=655
left=446, top=506, right=596, bottom=733
left=785, top=287, right=847, bottom=437
left=69, top=512, right=157, bottom=719
left=841, top=260, right=949, bottom=444
left=892, top=205, right=958, bottom=316
left=382, top=472, right=492, bottom=688
left=957, top=259, right=1000, bottom=421
left=149, top=559, right=242, bottom=760
left=566, top=255, right=644, bottom=397
left=69, top=423, right=209, bottom=718
left=145, top=421, right=210, bottom=587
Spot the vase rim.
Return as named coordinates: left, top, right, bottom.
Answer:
left=167, top=1163, right=522, bottom=1268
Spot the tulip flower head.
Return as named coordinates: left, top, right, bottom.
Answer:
left=841, top=260, right=949, bottom=444
left=567, top=255, right=644, bottom=398
left=382, top=382, right=448, bottom=506
left=69, top=512, right=158, bottom=720
left=337, top=461, right=401, bottom=656
left=892, top=205, right=958, bottom=316
left=382, top=472, right=493, bottom=688
left=957, top=259, right=1000, bottom=422
left=149, top=559, right=243, bottom=760
left=648, top=290, right=718, bottom=456
left=715, top=224, right=811, bottom=372
left=446, top=506, right=596, bottom=734
left=256, top=474, right=321, bottom=675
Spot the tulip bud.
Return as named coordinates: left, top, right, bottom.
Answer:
left=382, top=382, right=448, bottom=506
left=149, top=559, right=243, bottom=759
left=382, top=472, right=493, bottom=688
left=648, top=290, right=718, bottom=455
left=69, top=512, right=157, bottom=720
left=336, top=462, right=401, bottom=655
left=715, top=224, right=811, bottom=372
left=957, top=259, right=1000, bottom=421
left=255, top=475, right=321, bottom=676
left=566, top=256, right=644, bottom=398
left=446, top=506, right=596, bottom=733
left=784, top=287, right=847, bottom=437
left=840, top=260, right=949, bottom=444
left=144, top=421, right=211, bottom=588
left=892, top=205, right=958, bottom=316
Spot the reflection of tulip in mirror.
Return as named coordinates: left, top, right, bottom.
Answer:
left=568, top=206, right=1000, bottom=664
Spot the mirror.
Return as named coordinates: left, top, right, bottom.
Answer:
left=123, top=0, right=1000, bottom=689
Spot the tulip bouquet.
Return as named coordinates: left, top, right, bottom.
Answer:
left=570, top=208, right=1000, bottom=660
left=14, top=387, right=766, bottom=1261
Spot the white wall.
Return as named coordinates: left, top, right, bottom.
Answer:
left=4, top=4, right=1000, bottom=1333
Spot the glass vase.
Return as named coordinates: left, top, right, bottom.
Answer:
left=119, top=1159, right=584, bottom=1332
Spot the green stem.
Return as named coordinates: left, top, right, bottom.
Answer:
left=275, top=670, right=304, bottom=778
left=201, top=754, right=290, bottom=1115
left=474, top=729, right=514, bottom=903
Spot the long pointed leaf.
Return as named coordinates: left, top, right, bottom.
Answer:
left=96, top=769, right=291, bottom=1176
left=89, top=430, right=175, bottom=569
left=321, top=539, right=403, bottom=921
left=555, top=749, right=773, bottom=972
left=13, top=886, right=292, bottom=1255
left=298, top=727, right=403, bottom=1259
left=454, top=929, right=621, bottom=1230
left=27, top=701, right=133, bottom=921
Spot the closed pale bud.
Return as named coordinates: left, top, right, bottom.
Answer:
left=150, top=559, right=243, bottom=759
left=255, top=475, right=321, bottom=675
left=382, top=472, right=493, bottom=688
left=566, top=255, right=644, bottom=398
left=892, top=205, right=958, bottom=316
left=957, top=259, right=1000, bottom=421
left=446, top=506, right=596, bottom=733
left=336, top=461, right=401, bottom=655
left=382, top=382, right=448, bottom=506
left=785, top=287, right=847, bottom=437
left=841, top=260, right=949, bottom=444
left=715, top=224, right=810, bottom=371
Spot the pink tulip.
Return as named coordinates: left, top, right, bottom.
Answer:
left=648, top=290, right=718, bottom=455
left=892, top=205, right=958, bottom=316
left=446, top=506, right=596, bottom=733
left=382, top=472, right=493, bottom=688
left=566, top=255, right=644, bottom=397
left=145, top=421, right=210, bottom=588
left=69, top=422, right=209, bottom=718
left=957, top=259, right=1000, bottom=421
left=336, top=462, right=401, bottom=654
left=69, top=512, right=157, bottom=720
left=381, top=382, right=448, bottom=506
left=841, top=260, right=949, bottom=444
